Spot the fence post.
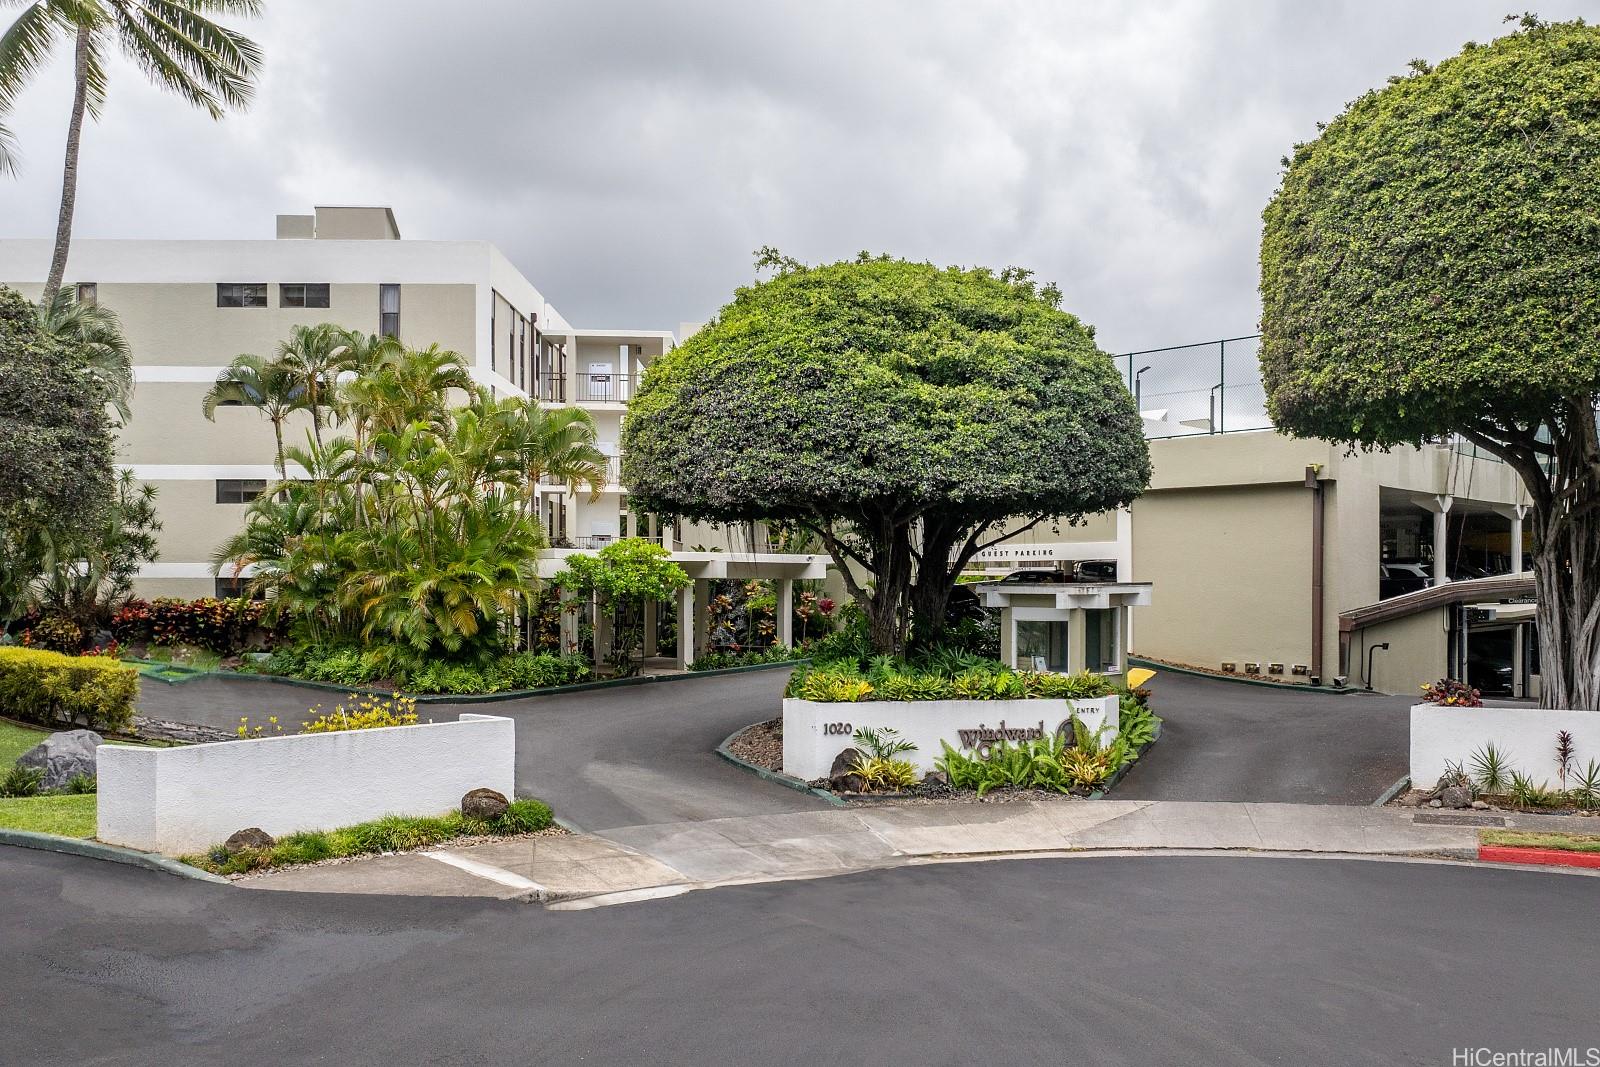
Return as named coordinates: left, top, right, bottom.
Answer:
left=1218, top=338, right=1227, bottom=434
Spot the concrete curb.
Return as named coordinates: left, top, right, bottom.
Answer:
left=148, top=657, right=806, bottom=705
left=1478, top=844, right=1600, bottom=870
left=1372, top=775, right=1411, bottom=807
left=1128, top=656, right=1362, bottom=695
left=714, top=725, right=846, bottom=807
left=1088, top=718, right=1162, bottom=799
left=0, top=829, right=230, bottom=884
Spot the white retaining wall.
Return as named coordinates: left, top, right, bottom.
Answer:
left=99, top=713, right=515, bottom=855
left=783, top=696, right=1120, bottom=780
left=1410, top=704, right=1600, bottom=790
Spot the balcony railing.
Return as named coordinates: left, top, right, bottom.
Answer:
left=540, top=456, right=621, bottom=488
left=551, top=534, right=664, bottom=551
left=536, top=373, right=638, bottom=404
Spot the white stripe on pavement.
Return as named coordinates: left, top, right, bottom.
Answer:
left=422, top=850, right=547, bottom=894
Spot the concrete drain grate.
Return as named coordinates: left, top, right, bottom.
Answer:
left=1412, top=812, right=1507, bottom=828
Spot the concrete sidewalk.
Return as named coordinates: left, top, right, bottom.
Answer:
left=240, top=799, right=1533, bottom=904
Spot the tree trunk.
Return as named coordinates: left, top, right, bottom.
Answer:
left=44, top=26, right=92, bottom=302
left=1529, top=478, right=1600, bottom=711
left=272, top=419, right=287, bottom=482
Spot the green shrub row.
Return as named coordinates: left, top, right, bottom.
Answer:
left=250, top=644, right=592, bottom=695
left=687, top=645, right=805, bottom=672
left=185, top=797, right=555, bottom=876
left=0, top=647, right=138, bottom=732
left=785, top=655, right=1117, bottom=703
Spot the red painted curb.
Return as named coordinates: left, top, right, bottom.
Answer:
left=1478, top=845, right=1600, bottom=869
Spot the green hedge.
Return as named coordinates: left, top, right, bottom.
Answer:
left=785, top=658, right=1117, bottom=703
left=0, top=648, right=138, bottom=732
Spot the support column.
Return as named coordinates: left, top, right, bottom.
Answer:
left=642, top=597, right=658, bottom=658
left=676, top=583, right=695, bottom=668
left=775, top=579, right=793, bottom=648
left=1510, top=505, right=1526, bottom=575
left=693, top=579, right=710, bottom=657
left=1418, top=494, right=1453, bottom=586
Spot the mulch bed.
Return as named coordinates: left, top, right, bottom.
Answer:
left=726, top=717, right=782, bottom=770
left=1389, top=787, right=1600, bottom=818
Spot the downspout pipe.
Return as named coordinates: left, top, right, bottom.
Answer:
left=1306, top=465, right=1325, bottom=684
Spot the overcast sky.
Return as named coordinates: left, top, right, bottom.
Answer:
left=2, top=1, right=1590, bottom=353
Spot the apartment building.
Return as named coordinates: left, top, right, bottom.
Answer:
left=0, top=206, right=678, bottom=600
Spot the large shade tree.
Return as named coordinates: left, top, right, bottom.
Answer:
left=623, top=255, right=1151, bottom=653
left=1260, top=16, right=1600, bottom=710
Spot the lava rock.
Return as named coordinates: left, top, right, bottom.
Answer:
left=1428, top=798, right=1443, bottom=808
left=1471, top=800, right=1491, bottom=810
left=462, top=787, right=510, bottom=820
left=16, top=729, right=101, bottom=791
left=828, top=748, right=866, bottom=792
left=224, top=827, right=275, bottom=853
left=1436, top=786, right=1474, bottom=810
left=922, top=769, right=950, bottom=788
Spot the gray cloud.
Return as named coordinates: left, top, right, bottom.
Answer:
left=3, top=0, right=1590, bottom=352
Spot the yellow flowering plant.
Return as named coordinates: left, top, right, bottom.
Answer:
left=301, top=694, right=421, bottom=733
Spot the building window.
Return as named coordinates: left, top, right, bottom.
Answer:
left=75, top=282, right=97, bottom=307
left=1015, top=619, right=1070, bottom=673
left=379, top=284, right=401, bottom=337
left=217, top=283, right=267, bottom=308
left=215, top=478, right=268, bottom=504
left=280, top=283, right=330, bottom=308
left=215, top=576, right=264, bottom=600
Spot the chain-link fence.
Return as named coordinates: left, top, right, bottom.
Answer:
left=1116, top=334, right=1270, bottom=439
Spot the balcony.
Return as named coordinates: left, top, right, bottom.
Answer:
left=551, top=534, right=664, bottom=551
left=537, top=373, right=638, bottom=405
left=540, top=456, right=622, bottom=489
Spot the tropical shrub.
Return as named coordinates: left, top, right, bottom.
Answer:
left=185, top=797, right=555, bottom=876
left=214, top=341, right=611, bottom=666
left=555, top=539, right=691, bottom=676
left=0, top=764, right=45, bottom=798
left=1116, top=695, right=1161, bottom=749
left=1419, top=679, right=1482, bottom=708
left=1469, top=743, right=1512, bottom=795
left=0, top=646, right=137, bottom=732
left=847, top=726, right=919, bottom=792
left=28, top=616, right=83, bottom=654
left=687, top=645, right=804, bottom=672
left=786, top=654, right=1117, bottom=704
left=935, top=712, right=1140, bottom=797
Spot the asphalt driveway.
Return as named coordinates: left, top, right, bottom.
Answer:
left=136, top=670, right=825, bottom=831
left=3, top=847, right=1595, bottom=1066
left=135, top=666, right=1413, bottom=822
left=1116, top=670, right=1413, bottom=804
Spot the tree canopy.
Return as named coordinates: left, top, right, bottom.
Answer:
left=0, top=285, right=115, bottom=619
left=623, top=255, right=1150, bottom=651
left=1259, top=16, right=1600, bottom=709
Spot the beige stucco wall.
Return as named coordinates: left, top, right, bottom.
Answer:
left=118, top=382, right=316, bottom=466
left=38, top=282, right=479, bottom=367
left=1130, top=483, right=1313, bottom=672
left=142, top=480, right=254, bottom=565
left=1357, top=608, right=1450, bottom=696
left=132, top=577, right=217, bottom=600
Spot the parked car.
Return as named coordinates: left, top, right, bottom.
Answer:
left=1074, top=559, right=1118, bottom=582
left=944, top=583, right=989, bottom=624
left=1379, top=561, right=1431, bottom=599
left=996, top=568, right=1072, bottom=584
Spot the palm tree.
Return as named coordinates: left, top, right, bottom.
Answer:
left=275, top=323, right=350, bottom=447
left=37, top=284, right=132, bottom=421
left=202, top=353, right=301, bottom=479
left=0, top=1, right=263, bottom=297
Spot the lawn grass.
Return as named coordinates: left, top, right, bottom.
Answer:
left=0, top=793, right=95, bottom=837
left=1481, top=829, right=1600, bottom=854
left=0, top=718, right=52, bottom=766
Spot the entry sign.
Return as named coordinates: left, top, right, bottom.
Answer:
left=587, top=362, right=612, bottom=383
left=1467, top=608, right=1497, bottom=624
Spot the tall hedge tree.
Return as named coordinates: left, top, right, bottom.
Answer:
left=1260, top=17, right=1600, bottom=710
left=0, top=284, right=114, bottom=620
left=623, top=255, right=1151, bottom=653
